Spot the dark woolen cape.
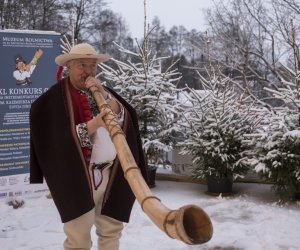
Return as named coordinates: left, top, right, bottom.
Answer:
left=30, top=79, right=146, bottom=223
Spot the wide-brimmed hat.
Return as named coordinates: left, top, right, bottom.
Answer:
left=55, top=43, right=111, bottom=66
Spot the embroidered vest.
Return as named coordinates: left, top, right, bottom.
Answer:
left=69, top=80, right=93, bottom=165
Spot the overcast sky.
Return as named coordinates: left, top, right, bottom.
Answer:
left=106, top=0, right=215, bottom=38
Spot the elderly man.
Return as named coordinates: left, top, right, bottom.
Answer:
left=30, top=43, right=146, bottom=250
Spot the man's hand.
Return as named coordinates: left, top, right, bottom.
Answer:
left=87, top=110, right=108, bottom=135
left=84, top=76, right=107, bottom=98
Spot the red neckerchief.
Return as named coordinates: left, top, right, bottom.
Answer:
left=68, top=79, right=92, bottom=165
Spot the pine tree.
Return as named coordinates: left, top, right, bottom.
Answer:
left=252, top=63, right=300, bottom=202
left=99, top=26, right=183, bottom=169
left=178, top=67, right=265, bottom=181
left=249, top=17, right=300, bottom=202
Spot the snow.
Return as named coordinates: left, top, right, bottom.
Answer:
left=0, top=29, right=60, bottom=35
left=1, top=179, right=300, bottom=250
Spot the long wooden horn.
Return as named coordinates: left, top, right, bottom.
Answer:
left=89, top=85, right=213, bottom=245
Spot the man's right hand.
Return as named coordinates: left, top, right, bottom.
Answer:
left=87, top=110, right=108, bottom=135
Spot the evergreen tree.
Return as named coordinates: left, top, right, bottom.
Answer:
left=250, top=63, right=300, bottom=202
left=99, top=32, right=183, bottom=168
left=178, top=67, right=265, bottom=180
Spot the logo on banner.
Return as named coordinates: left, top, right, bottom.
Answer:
left=0, top=192, right=7, bottom=198
left=0, top=177, right=8, bottom=186
left=14, top=191, right=22, bottom=196
left=9, top=176, right=19, bottom=185
left=24, top=174, right=30, bottom=183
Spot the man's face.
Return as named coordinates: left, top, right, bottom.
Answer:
left=68, top=58, right=97, bottom=90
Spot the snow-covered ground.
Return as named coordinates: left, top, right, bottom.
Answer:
left=1, top=179, right=300, bottom=250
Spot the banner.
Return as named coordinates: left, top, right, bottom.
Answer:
left=0, top=29, right=61, bottom=200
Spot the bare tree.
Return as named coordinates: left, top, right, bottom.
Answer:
left=84, top=8, right=132, bottom=60
left=201, top=0, right=300, bottom=107
left=0, top=0, right=67, bottom=32
left=62, top=0, right=94, bottom=41
left=0, top=0, right=24, bottom=29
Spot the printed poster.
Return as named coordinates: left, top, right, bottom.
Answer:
left=0, top=30, right=61, bottom=200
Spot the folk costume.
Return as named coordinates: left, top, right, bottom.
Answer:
left=29, top=77, right=147, bottom=224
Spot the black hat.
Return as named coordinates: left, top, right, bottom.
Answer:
left=14, top=54, right=25, bottom=64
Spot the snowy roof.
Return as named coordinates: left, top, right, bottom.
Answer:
left=0, top=29, right=60, bottom=35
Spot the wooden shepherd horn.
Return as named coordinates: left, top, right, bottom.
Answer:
left=89, top=85, right=213, bottom=245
